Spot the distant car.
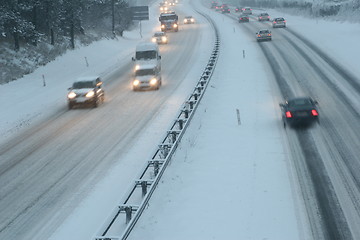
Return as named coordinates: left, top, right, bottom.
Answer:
left=258, top=13, right=270, bottom=21
left=279, top=97, right=319, bottom=128
left=133, top=64, right=162, bottom=91
left=272, top=17, right=286, bottom=28
left=152, top=32, right=168, bottom=44
left=221, top=7, right=230, bottom=13
left=183, top=16, right=195, bottom=24
left=241, top=7, right=252, bottom=15
left=67, top=76, right=105, bottom=109
left=256, top=29, right=272, bottom=41
left=235, top=7, right=240, bottom=12
left=211, top=1, right=218, bottom=8
left=215, top=5, right=222, bottom=11
left=238, top=15, right=249, bottom=22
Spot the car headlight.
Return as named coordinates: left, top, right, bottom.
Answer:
left=133, top=79, right=140, bottom=86
left=173, top=23, right=178, bottom=28
left=162, top=36, right=167, bottom=42
left=152, top=38, right=156, bottom=42
left=86, top=90, right=95, bottom=98
left=191, top=19, right=194, bottom=22
left=150, top=78, right=158, bottom=85
left=135, top=64, right=140, bottom=70
left=161, top=24, right=165, bottom=29
left=68, top=91, right=76, bottom=99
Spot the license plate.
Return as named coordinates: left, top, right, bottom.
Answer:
left=296, top=111, right=308, bottom=117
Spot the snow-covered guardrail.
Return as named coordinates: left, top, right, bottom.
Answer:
left=94, top=11, right=219, bottom=240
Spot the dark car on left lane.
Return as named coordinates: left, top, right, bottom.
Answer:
left=67, top=76, right=105, bottom=109
left=279, top=97, right=319, bottom=128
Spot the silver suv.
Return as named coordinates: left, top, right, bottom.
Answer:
left=67, top=76, right=105, bottom=109
left=272, top=17, right=286, bottom=28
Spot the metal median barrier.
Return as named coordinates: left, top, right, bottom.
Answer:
left=94, top=11, right=220, bottom=240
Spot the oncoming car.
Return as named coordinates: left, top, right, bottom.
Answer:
left=183, top=16, right=195, bottom=24
left=279, top=97, right=319, bottom=128
left=133, top=64, right=162, bottom=91
left=152, top=32, right=168, bottom=44
left=256, top=29, right=272, bottom=41
left=272, top=17, right=286, bottom=28
left=67, top=76, right=105, bottom=109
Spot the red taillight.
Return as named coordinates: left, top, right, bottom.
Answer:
left=268, top=34, right=271, bottom=36
left=285, top=111, right=292, bottom=118
left=273, top=21, right=276, bottom=23
left=260, top=17, right=262, bottom=19
left=257, top=35, right=261, bottom=37
left=311, top=109, right=319, bottom=116
left=284, top=20, right=286, bottom=22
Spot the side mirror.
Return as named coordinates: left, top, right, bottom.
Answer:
left=313, top=100, right=318, bottom=105
left=158, top=55, right=161, bottom=59
left=132, top=57, right=135, bottom=61
left=279, top=103, right=284, bottom=108
left=68, top=87, right=72, bottom=90
left=96, top=81, right=103, bottom=87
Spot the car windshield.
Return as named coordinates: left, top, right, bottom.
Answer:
left=135, top=69, right=156, bottom=76
left=136, top=51, right=156, bottom=60
left=186, top=16, right=192, bottom=19
left=159, top=14, right=177, bottom=21
left=259, top=30, right=269, bottom=34
left=154, top=33, right=164, bottom=37
left=72, top=81, right=95, bottom=89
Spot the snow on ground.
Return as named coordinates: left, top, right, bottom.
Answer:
left=1, top=0, right=360, bottom=239
left=0, top=3, right=160, bottom=144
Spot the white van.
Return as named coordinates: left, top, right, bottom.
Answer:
left=132, top=42, right=161, bottom=72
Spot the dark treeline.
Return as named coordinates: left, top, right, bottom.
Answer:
left=0, top=0, right=131, bottom=51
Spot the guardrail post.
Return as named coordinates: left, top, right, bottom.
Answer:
left=193, top=93, right=199, bottom=101
left=125, top=206, right=132, bottom=224
left=154, top=160, right=160, bottom=176
left=183, top=109, right=189, bottom=118
left=178, top=119, right=184, bottom=130
left=188, top=101, right=194, bottom=110
left=141, top=181, right=147, bottom=197
left=171, top=132, right=177, bottom=143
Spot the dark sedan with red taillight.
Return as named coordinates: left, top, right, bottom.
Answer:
left=279, top=97, right=319, bottom=128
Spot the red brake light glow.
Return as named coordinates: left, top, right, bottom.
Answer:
left=285, top=111, right=292, bottom=118
left=311, top=109, right=319, bottom=116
